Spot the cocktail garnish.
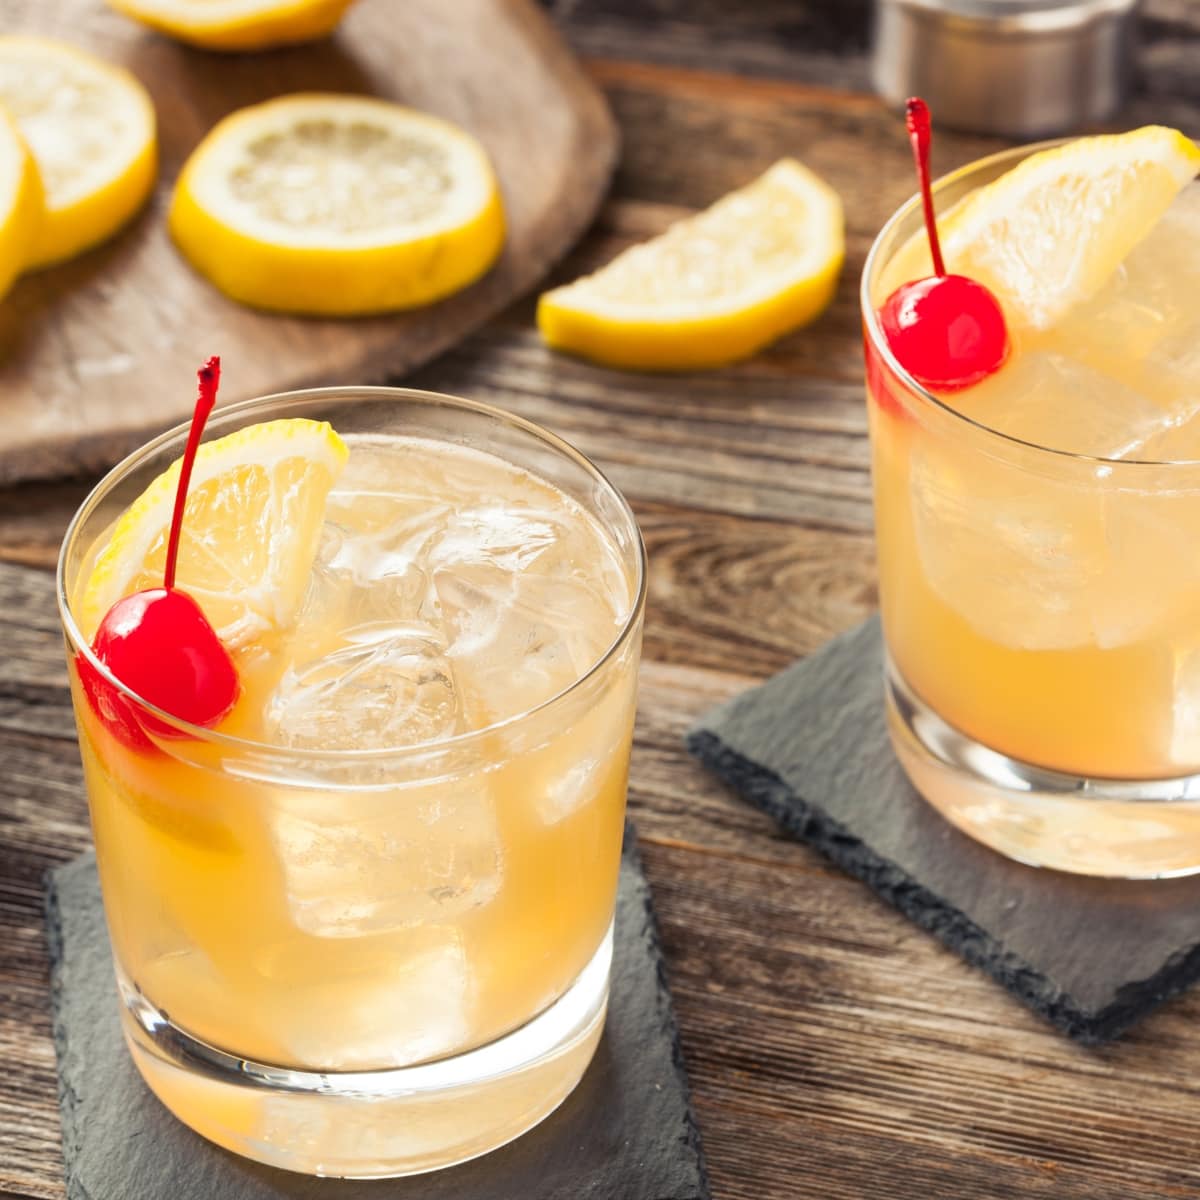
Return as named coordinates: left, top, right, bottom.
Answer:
left=80, top=358, right=239, bottom=746
left=879, top=98, right=1009, bottom=392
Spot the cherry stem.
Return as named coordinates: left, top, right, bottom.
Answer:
left=163, top=356, right=220, bottom=593
left=906, top=97, right=946, bottom=278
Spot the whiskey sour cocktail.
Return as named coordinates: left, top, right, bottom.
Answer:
left=864, top=102, right=1200, bottom=877
left=58, top=378, right=645, bottom=1177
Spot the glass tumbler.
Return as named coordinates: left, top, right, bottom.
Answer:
left=863, top=144, right=1200, bottom=879
left=57, top=387, right=646, bottom=1177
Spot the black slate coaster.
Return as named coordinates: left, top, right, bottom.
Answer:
left=45, top=831, right=708, bottom=1200
left=687, top=615, right=1200, bottom=1044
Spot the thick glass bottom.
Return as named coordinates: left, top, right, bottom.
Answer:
left=886, top=660, right=1200, bottom=878
left=117, top=925, right=612, bottom=1178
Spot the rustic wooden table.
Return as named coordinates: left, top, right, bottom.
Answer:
left=5, top=3, right=1200, bottom=1197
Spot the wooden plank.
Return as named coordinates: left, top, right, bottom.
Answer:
left=0, top=0, right=617, bottom=484
left=0, top=477, right=86, bottom=572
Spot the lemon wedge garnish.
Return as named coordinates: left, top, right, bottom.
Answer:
left=168, top=93, right=505, bottom=315
left=886, top=127, right=1200, bottom=332
left=0, top=109, right=45, bottom=297
left=106, top=0, right=358, bottom=52
left=537, top=158, right=843, bottom=371
left=0, top=37, right=156, bottom=270
left=80, top=419, right=348, bottom=649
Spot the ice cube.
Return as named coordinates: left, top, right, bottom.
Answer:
left=269, top=779, right=503, bottom=938
left=424, top=498, right=631, bottom=600
left=910, top=430, right=1188, bottom=652
left=909, top=438, right=1108, bottom=650
left=339, top=563, right=432, bottom=626
left=1053, top=184, right=1200, bottom=349
left=265, top=623, right=459, bottom=751
left=521, top=681, right=636, bottom=825
left=261, top=928, right=473, bottom=1069
left=917, top=351, right=1181, bottom=650
left=427, top=504, right=570, bottom=574
left=434, top=564, right=619, bottom=726
left=1128, top=323, right=1200, bottom=423
left=951, top=351, right=1172, bottom=459
left=538, top=756, right=606, bottom=825
left=294, top=512, right=442, bottom=637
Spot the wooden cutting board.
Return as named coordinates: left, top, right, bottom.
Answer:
left=0, top=0, right=617, bottom=484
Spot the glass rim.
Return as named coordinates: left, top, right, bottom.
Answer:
left=57, top=384, right=648, bottom=761
left=860, top=136, right=1200, bottom=470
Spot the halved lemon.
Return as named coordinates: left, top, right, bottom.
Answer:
left=169, top=93, right=506, bottom=315
left=0, top=37, right=157, bottom=269
left=0, top=110, right=45, bottom=298
left=79, top=419, right=348, bottom=648
left=106, top=0, right=358, bottom=52
left=537, top=158, right=844, bottom=371
left=884, top=127, right=1200, bottom=331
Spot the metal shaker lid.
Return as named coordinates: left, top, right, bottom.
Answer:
left=872, top=0, right=1139, bottom=137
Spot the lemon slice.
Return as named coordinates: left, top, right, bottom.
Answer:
left=537, top=158, right=843, bottom=371
left=106, top=0, right=358, bottom=52
left=888, top=127, right=1200, bottom=332
left=169, top=93, right=505, bottom=315
left=80, top=419, right=348, bottom=649
left=0, top=110, right=45, bottom=298
left=0, top=37, right=157, bottom=270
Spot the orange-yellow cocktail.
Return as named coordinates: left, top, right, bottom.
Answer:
left=59, top=385, right=645, bottom=1176
left=864, top=116, right=1200, bottom=877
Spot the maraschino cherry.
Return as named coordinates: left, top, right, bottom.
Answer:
left=879, top=98, right=1009, bottom=391
left=79, top=358, right=239, bottom=747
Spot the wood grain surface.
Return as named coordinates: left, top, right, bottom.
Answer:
left=5, top=2, right=1200, bottom=1198
left=0, top=0, right=617, bottom=484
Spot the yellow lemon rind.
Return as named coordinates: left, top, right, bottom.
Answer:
left=0, top=110, right=46, bottom=296
left=30, top=135, right=157, bottom=271
left=79, top=418, right=349, bottom=641
left=537, top=258, right=842, bottom=371
left=536, top=158, right=844, bottom=372
left=0, top=36, right=158, bottom=270
left=106, top=0, right=357, bottom=52
left=170, top=177, right=505, bottom=316
left=168, top=95, right=506, bottom=315
left=884, top=126, right=1200, bottom=332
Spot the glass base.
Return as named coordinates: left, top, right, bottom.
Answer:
left=117, top=926, right=612, bottom=1178
left=885, top=661, right=1200, bottom=878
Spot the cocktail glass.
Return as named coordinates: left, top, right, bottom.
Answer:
left=863, top=143, right=1200, bottom=878
left=57, top=386, right=646, bottom=1177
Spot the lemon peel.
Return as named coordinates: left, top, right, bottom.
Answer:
left=537, top=158, right=844, bottom=371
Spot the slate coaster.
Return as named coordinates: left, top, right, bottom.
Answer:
left=687, top=615, right=1200, bottom=1044
left=45, top=831, right=708, bottom=1200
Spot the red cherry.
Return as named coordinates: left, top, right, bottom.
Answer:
left=877, top=97, right=1009, bottom=395
left=880, top=273, right=1009, bottom=391
left=80, top=357, right=239, bottom=748
left=76, top=654, right=155, bottom=752
left=89, top=590, right=238, bottom=735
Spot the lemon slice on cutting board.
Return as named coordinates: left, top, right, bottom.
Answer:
left=0, top=36, right=156, bottom=269
left=79, top=419, right=348, bottom=649
left=0, top=110, right=45, bottom=298
left=169, top=93, right=506, bottom=315
left=106, top=0, right=359, bottom=52
left=537, top=158, right=844, bottom=371
left=881, top=126, right=1200, bottom=332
